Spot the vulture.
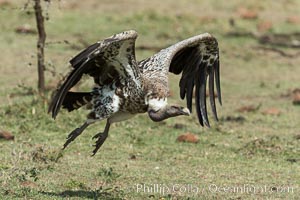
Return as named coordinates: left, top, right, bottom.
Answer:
left=49, top=30, right=222, bottom=155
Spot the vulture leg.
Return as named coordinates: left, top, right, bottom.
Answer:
left=92, top=120, right=111, bottom=156
left=63, top=122, right=91, bottom=149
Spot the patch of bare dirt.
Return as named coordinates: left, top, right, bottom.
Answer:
left=236, top=104, right=260, bottom=113
left=0, top=130, right=14, bottom=140
left=261, top=108, right=281, bottom=116
left=292, top=88, right=300, bottom=105
left=286, top=16, right=300, bottom=24
left=21, top=181, right=38, bottom=188
left=257, top=20, right=273, bottom=32
left=237, top=7, right=258, bottom=20
left=176, top=132, right=199, bottom=143
left=15, top=24, right=37, bottom=35
left=0, top=0, right=11, bottom=7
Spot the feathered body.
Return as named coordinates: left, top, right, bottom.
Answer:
left=49, top=30, right=222, bottom=155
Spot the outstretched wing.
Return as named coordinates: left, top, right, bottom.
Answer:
left=49, top=30, right=139, bottom=119
left=142, top=33, right=221, bottom=127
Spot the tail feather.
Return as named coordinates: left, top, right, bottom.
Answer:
left=62, top=92, right=93, bottom=112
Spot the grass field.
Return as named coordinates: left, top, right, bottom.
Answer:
left=0, top=0, right=300, bottom=199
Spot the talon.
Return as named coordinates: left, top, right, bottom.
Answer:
left=91, top=137, right=106, bottom=156
left=92, top=133, right=101, bottom=140
left=91, top=121, right=110, bottom=156
left=91, top=132, right=108, bottom=156
left=63, top=122, right=89, bottom=150
left=63, top=129, right=80, bottom=149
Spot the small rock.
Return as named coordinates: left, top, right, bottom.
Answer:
left=292, top=88, right=300, bottom=94
left=15, top=24, right=37, bottom=34
left=292, top=89, right=300, bottom=105
left=262, top=108, right=281, bottom=116
left=0, top=130, right=14, bottom=140
left=237, top=7, right=258, bottom=20
left=293, top=95, right=300, bottom=105
left=286, top=16, right=300, bottom=24
left=236, top=105, right=260, bottom=113
left=0, top=0, right=11, bottom=7
left=176, top=132, right=199, bottom=143
left=198, top=16, right=216, bottom=23
left=257, top=21, right=273, bottom=32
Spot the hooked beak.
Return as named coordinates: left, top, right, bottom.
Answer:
left=181, top=107, right=191, bottom=116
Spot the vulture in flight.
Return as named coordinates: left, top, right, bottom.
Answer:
left=49, top=30, right=222, bottom=155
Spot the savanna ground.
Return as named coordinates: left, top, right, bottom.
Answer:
left=0, top=0, right=300, bottom=199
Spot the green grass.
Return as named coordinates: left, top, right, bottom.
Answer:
left=0, top=0, right=300, bottom=199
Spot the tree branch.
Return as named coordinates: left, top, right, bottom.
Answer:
left=34, top=0, right=46, bottom=94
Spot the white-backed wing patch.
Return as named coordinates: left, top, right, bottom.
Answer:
left=148, top=98, right=167, bottom=111
left=93, top=84, right=120, bottom=119
left=112, top=94, right=120, bottom=112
